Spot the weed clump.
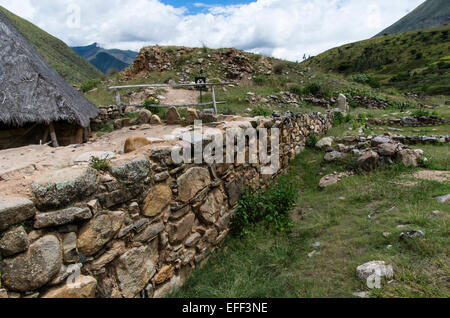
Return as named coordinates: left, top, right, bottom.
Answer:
left=90, top=156, right=111, bottom=171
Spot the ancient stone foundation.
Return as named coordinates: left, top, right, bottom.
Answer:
left=0, top=112, right=333, bottom=298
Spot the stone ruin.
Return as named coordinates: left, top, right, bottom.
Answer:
left=0, top=111, right=334, bottom=298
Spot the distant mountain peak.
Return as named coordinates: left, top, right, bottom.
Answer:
left=71, top=43, right=138, bottom=74
left=376, top=0, right=450, bottom=36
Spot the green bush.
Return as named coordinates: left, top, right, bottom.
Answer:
left=306, top=133, right=318, bottom=148
left=273, top=62, right=286, bottom=75
left=80, top=79, right=100, bottom=93
left=334, top=112, right=345, bottom=125
left=351, top=74, right=380, bottom=88
left=303, top=83, right=322, bottom=96
left=288, top=85, right=302, bottom=95
left=143, top=98, right=162, bottom=114
left=233, top=180, right=297, bottom=236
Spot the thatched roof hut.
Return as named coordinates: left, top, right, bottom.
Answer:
left=0, top=9, right=98, bottom=148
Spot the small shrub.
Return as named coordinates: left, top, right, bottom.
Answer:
left=303, top=83, right=322, bottom=96
left=306, top=133, right=318, bottom=148
left=201, top=42, right=209, bottom=54
left=143, top=97, right=161, bottom=114
left=89, top=156, right=111, bottom=172
left=334, top=112, right=346, bottom=125
left=80, top=79, right=100, bottom=93
left=251, top=105, right=272, bottom=117
left=273, top=62, right=286, bottom=75
left=233, top=180, right=297, bottom=236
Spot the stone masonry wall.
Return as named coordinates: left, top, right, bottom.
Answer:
left=0, top=112, right=333, bottom=298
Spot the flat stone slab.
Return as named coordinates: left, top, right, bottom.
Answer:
left=34, top=207, right=92, bottom=229
left=32, top=167, right=99, bottom=210
left=0, top=198, right=36, bottom=231
left=435, top=194, right=450, bottom=203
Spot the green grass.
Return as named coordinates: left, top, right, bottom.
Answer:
left=172, top=146, right=449, bottom=298
left=0, top=6, right=102, bottom=84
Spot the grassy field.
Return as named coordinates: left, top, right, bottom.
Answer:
left=303, top=25, right=450, bottom=94
left=171, top=110, right=449, bottom=298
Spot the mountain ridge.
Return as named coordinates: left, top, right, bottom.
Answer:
left=71, top=43, right=138, bottom=74
left=376, top=0, right=450, bottom=36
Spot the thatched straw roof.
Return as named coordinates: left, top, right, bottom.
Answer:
left=0, top=10, right=98, bottom=128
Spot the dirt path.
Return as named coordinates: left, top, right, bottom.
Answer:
left=0, top=124, right=187, bottom=200
left=161, top=88, right=200, bottom=105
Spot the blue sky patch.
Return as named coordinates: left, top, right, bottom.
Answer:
left=161, top=0, right=256, bottom=14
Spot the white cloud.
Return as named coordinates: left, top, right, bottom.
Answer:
left=0, top=0, right=425, bottom=61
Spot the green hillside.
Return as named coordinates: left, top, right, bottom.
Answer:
left=303, top=25, right=450, bottom=95
left=0, top=6, right=102, bottom=84
left=377, top=0, right=450, bottom=36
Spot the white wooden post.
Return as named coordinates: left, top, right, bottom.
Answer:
left=114, top=89, right=123, bottom=115
left=212, top=86, right=218, bottom=115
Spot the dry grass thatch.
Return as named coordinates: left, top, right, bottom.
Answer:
left=0, top=9, right=98, bottom=128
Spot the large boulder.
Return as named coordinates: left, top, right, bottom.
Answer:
left=0, top=198, right=36, bottom=231
left=358, top=150, right=380, bottom=171
left=356, top=261, right=394, bottom=282
left=315, top=137, right=334, bottom=150
left=377, top=143, right=397, bottom=157
left=324, top=151, right=345, bottom=162
left=124, top=136, right=150, bottom=153
left=185, top=108, right=199, bottom=124
left=77, top=211, right=125, bottom=256
left=32, top=167, right=98, bottom=210
left=337, top=94, right=349, bottom=113
left=34, top=207, right=92, bottom=229
left=166, top=107, right=181, bottom=125
left=42, top=275, right=97, bottom=298
left=138, top=109, right=152, bottom=124
left=150, top=114, right=163, bottom=125
left=143, top=184, right=172, bottom=217
left=397, top=149, right=421, bottom=167
left=115, top=242, right=158, bottom=298
left=177, top=167, right=211, bottom=203
left=2, top=235, right=62, bottom=292
left=0, top=226, right=29, bottom=257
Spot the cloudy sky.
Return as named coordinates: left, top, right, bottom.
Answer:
left=0, top=0, right=424, bottom=61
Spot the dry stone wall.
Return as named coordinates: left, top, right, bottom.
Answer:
left=0, top=112, right=333, bottom=298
